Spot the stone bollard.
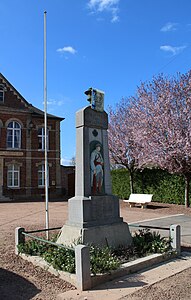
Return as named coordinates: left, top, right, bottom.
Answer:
left=170, top=224, right=181, bottom=254
left=15, top=227, right=25, bottom=255
left=75, top=244, right=91, bottom=291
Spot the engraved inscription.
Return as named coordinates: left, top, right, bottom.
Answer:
left=85, top=110, right=108, bottom=129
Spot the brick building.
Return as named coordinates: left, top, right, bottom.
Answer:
left=0, top=73, right=65, bottom=201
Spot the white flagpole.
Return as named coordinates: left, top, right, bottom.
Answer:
left=44, top=11, right=49, bottom=239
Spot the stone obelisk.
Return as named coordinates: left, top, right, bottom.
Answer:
left=58, top=88, right=132, bottom=247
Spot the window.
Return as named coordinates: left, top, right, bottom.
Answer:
left=7, top=164, right=20, bottom=187
left=0, top=120, right=2, bottom=140
left=0, top=84, right=4, bottom=103
left=7, top=121, right=21, bottom=149
left=38, top=164, right=49, bottom=187
left=38, top=127, right=49, bottom=150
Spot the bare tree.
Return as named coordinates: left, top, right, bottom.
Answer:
left=70, top=156, right=76, bottom=166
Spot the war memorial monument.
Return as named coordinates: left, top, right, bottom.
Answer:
left=58, top=88, right=132, bottom=247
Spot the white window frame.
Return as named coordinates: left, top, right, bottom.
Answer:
left=38, top=164, right=49, bottom=187
left=38, top=127, right=49, bottom=150
left=0, top=84, right=4, bottom=103
left=0, top=90, right=4, bottom=103
left=0, top=120, right=2, bottom=139
left=7, top=164, right=20, bottom=188
left=7, top=121, right=21, bottom=149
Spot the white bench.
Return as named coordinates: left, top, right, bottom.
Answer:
left=123, top=193, right=153, bottom=209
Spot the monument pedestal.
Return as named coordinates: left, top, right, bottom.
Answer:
left=58, top=222, right=131, bottom=248
left=57, top=195, right=132, bottom=248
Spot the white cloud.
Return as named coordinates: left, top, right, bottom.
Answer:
left=111, top=7, right=119, bottom=23
left=47, top=99, right=56, bottom=105
left=61, top=157, right=72, bottom=166
left=57, top=100, right=64, bottom=106
left=57, top=46, right=77, bottom=55
left=47, top=99, right=64, bottom=106
left=111, top=14, right=119, bottom=22
left=88, top=0, right=120, bottom=23
left=160, top=45, right=186, bottom=56
left=88, top=0, right=119, bottom=11
left=160, top=22, right=178, bottom=32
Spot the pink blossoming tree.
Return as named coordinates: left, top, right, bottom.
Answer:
left=129, top=72, right=191, bottom=207
left=108, top=99, right=138, bottom=193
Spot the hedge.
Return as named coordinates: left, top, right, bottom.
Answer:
left=111, top=168, right=186, bottom=205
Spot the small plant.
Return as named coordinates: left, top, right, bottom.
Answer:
left=17, top=239, right=48, bottom=256
left=18, top=239, right=120, bottom=275
left=132, top=228, right=172, bottom=256
left=112, top=245, right=138, bottom=263
left=43, top=246, right=75, bottom=273
left=89, top=245, right=120, bottom=275
left=18, top=228, right=172, bottom=275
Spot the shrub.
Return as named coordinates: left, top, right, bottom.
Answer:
left=111, top=168, right=186, bottom=204
left=90, top=246, right=120, bottom=275
left=18, top=229, right=172, bottom=275
left=18, top=239, right=120, bottom=274
left=132, top=229, right=172, bottom=256
left=17, top=240, right=48, bottom=256
left=43, top=246, right=75, bottom=273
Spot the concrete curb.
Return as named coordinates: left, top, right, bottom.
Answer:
left=91, top=251, right=177, bottom=288
left=57, top=252, right=191, bottom=300
left=19, top=250, right=178, bottom=290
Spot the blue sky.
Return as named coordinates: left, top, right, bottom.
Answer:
left=1, top=0, right=191, bottom=164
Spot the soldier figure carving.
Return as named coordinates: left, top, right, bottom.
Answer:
left=90, top=143, right=104, bottom=194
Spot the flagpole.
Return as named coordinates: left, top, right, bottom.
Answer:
left=44, top=11, right=49, bottom=239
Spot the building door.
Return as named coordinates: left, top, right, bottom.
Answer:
left=68, top=173, right=75, bottom=197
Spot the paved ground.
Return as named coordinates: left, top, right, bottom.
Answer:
left=1, top=200, right=191, bottom=299
left=129, top=213, right=191, bottom=246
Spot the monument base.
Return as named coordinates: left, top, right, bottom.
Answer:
left=57, top=195, right=132, bottom=248
left=57, top=221, right=132, bottom=248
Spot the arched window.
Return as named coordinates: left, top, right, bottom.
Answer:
left=7, top=121, right=21, bottom=149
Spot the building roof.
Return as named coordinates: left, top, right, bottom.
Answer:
left=0, top=73, right=64, bottom=121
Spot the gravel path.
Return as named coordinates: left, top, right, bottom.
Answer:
left=122, top=267, right=191, bottom=300
left=0, top=201, right=75, bottom=300
left=0, top=200, right=191, bottom=300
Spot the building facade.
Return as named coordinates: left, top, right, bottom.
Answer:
left=0, top=73, right=64, bottom=201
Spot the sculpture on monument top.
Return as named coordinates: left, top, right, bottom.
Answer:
left=84, top=87, right=105, bottom=112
